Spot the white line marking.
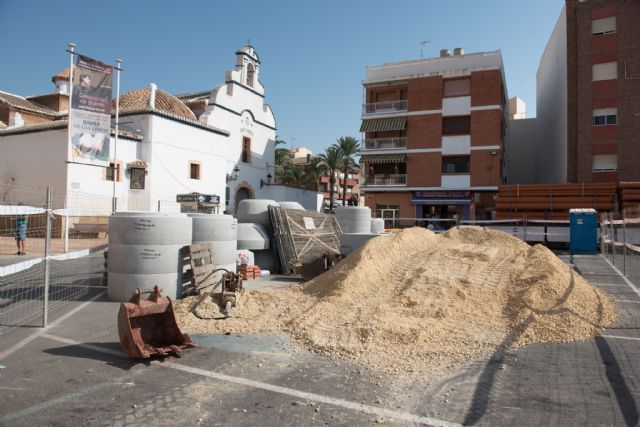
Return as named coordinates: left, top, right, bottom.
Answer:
left=41, top=334, right=123, bottom=357
left=0, top=291, right=106, bottom=361
left=612, top=300, right=640, bottom=304
left=601, top=256, right=640, bottom=299
left=601, top=335, right=640, bottom=342
left=598, top=284, right=628, bottom=287
left=41, top=333, right=460, bottom=427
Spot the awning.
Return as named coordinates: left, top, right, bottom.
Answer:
left=360, top=153, right=406, bottom=164
left=359, top=116, right=407, bottom=132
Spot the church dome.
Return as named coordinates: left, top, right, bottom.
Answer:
left=116, top=84, right=196, bottom=121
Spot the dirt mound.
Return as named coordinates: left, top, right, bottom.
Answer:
left=175, top=227, right=617, bottom=377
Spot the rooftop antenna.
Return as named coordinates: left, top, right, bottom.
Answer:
left=420, top=40, right=430, bottom=58
left=247, top=38, right=251, bottom=46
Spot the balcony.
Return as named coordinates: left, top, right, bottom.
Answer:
left=362, top=100, right=408, bottom=115
left=363, top=174, right=407, bottom=186
left=363, top=137, right=407, bottom=150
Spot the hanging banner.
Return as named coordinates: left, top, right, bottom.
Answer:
left=68, top=54, right=113, bottom=165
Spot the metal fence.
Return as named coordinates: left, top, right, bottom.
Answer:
left=601, top=206, right=640, bottom=286
left=0, top=182, right=181, bottom=338
left=0, top=183, right=111, bottom=337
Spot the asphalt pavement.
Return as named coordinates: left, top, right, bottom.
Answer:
left=1, top=253, right=640, bottom=426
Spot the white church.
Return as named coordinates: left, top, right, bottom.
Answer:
left=0, top=45, right=319, bottom=212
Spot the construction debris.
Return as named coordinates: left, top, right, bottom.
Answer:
left=174, top=227, right=617, bottom=377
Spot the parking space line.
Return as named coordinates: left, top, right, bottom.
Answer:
left=41, top=333, right=460, bottom=427
left=601, top=256, right=640, bottom=299
left=0, top=291, right=106, bottom=362
left=601, top=335, right=640, bottom=342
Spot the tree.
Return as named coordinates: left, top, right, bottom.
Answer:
left=305, top=155, right=326, bottom=192
left=274, top=137, right=292, bottom=183
left=333, top=136, right=360, bottom=206
left=318, top=146, right=343, bottom=212
left=282, top=164, right=307, bottom=188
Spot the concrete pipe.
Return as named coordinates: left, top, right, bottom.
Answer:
left=108, top=244, right=186, bottom=275
left=235, top=199, right=279, bottom=226
left=108, top=271, right=186, bottom=302
left=189, top=214, right=237, bottom=242
left=253, top=249, right=277, bottom=273
left=109, top=213, right=192, bottom=245
left=370, top=218, right=385, bottom=234
left=278, top=201, right=305, bottom=211
left=237, top=223, right=270, bottom=250
left=211, top=262, right=238, bottom=283
left=335, top=206, right=372, bottom=234
left=340, top=232, right=383, bottom=256
left=209, top=239, right=238, bottom=266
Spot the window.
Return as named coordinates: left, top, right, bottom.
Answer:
left=130, top=167, right=146, bottom=190
left=593, top=108, right=617, bottom=126
left=592, top=16, right=616, bottom=36
left=189, top=162, right=201, bottom=180
left=592, top=62, right=617, bottom=81
left=442, top=116, right=471, bottom=135
left=106, top=162, right=122, bottom=182
left=442, top=156, right=470, bottom=174
left=592, top=154, right=618, bottom=172
left=246, top=63, right=255, bottom=87
left=443, top=79, right=470, bottom=97
left=241, top=137, right=251, bottom=163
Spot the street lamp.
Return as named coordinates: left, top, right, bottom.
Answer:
left=260, top=173, right=273, bottom=188
left=226, top=165, right=240, bottom=183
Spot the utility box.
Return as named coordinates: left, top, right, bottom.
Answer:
left=569, top=208, right=598, bottom=254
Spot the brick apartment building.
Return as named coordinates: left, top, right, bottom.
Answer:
left=359, top=49, right=507, bottom=225
left=536, top=0, right=640, bottom=184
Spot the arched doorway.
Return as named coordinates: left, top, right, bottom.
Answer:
left=235, top=186, right=253, bottom=213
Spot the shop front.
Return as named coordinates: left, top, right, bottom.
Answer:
left=411, top=190, right=472, bottom=222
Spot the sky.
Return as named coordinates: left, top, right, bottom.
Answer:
left=0, top=0, right=564, bottom=155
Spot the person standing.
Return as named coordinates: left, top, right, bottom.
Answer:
left=14, top=208, right=28, bottom=255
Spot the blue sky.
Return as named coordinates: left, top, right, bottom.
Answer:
left=0, top=0, right=563, bottom=154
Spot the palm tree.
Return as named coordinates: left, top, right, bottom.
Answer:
left=333, top=137, right=360, bottom=206
left=305, top=155, right=326, bottom=192
left=274, top=138, right=291, bottom=183
left=318, top=146, right=343, bottom=212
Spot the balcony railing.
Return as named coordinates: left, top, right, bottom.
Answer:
left=362, top=100, right=408, bottom=115
left=363, top=174, right=407, bottom=186
left=363, top=137, right=407, bottom=150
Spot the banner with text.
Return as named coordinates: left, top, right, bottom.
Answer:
left=68, top=55, right=113, bottom=165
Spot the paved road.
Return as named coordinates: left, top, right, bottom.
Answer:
left=1, top=254, right=639, bottom=426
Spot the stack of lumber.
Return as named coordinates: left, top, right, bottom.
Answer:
left=496, top=183, right=616, bottom=220
left=620, top=182, right=640, bottom=210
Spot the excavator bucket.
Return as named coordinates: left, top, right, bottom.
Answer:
left=118, top=286, right=196, bottom=359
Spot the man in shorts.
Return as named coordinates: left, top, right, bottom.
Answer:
left=14, top=210, right=28, bottom=255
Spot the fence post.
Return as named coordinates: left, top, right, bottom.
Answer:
left=609, top=212, right=615, bottom=265
left=42, top=186, right=52, bottom=328
left=622, top=210, right=627, bottom=276
left=63, top=213, right=69, bottom=253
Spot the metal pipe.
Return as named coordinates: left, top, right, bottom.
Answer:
left=112, top=58, right=122, bottom=214
left=42, top=187, right=52, bottom=328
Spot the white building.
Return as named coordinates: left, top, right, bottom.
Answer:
left=0, top=45, right=305, bottom=212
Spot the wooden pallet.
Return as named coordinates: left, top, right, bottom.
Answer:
left=183, top=243, right=217, bottom=295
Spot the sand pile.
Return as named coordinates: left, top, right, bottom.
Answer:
left=174, top=226, right=617, bottom=376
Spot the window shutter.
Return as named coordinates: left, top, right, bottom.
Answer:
left=592, top=62, right=617, bottom=81
left=591, top=17, right=616, bottom=35
left=592, top=154, right=618, bottom=171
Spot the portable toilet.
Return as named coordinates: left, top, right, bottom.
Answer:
left=569, top=208, right=598, bottom=254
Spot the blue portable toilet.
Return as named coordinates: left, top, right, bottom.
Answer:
left=569, top=208, right=598, bottom=254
